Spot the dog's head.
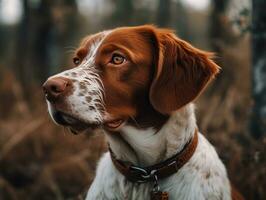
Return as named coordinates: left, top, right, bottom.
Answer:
left=43, top=25, right=219, bottom=134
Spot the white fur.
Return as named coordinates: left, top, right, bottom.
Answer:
left=47, top=31, right=111, bottom=125
left=86, top=104, right=231, bottom=200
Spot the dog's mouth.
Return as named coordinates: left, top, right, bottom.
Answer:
left=51, top=110, right=126, bottom=134
left=51, top=111, right=99, bottom=135
left=104, top=119, right=125, bottom=130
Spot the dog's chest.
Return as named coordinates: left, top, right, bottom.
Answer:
left=86, top=134, right=231, bottom=200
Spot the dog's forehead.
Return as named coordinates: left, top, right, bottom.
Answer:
left=76, top=31, right=110, bottom=57
left=81, top=32, right=106, bottom=49
left=100, top=27, right=143, bottom=47
left=79, top=27, right=150, bottom=56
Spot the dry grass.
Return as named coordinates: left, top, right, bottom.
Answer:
left=0, top=37, right=265, bottom=200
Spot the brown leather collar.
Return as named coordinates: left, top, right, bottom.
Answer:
left=109, top=129, right=198, bottom=183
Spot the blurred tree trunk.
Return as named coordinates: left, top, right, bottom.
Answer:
left=156, top=0, right=171, bottom=27
left=15, top=0, right=31, bottom=89
left=33, top=0, right=78, bottom=81
left=251, top=0, right=266, bottom=138
left=111, top=0, right=134, bottom=26
left=33, top=0, right=54, bottom=83
left=14, top=0, right=54, bottom=89
left=209, top=0, right=237, bottom=97
left=172, top=1, right=190, bottom=41
left=15, top=0, right=78, bottom=94
left=209, top=0, right=231, bottom=52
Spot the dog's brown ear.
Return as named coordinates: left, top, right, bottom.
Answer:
left=149, top=29, right=220, bottom=114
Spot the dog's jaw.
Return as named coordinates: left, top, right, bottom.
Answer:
left=106, top=104, right=197, bottom=166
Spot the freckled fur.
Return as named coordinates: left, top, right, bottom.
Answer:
left=47, top=31, right=110, bottom=124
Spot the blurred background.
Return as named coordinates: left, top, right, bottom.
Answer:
left=0, top=0, right=265, bottom=199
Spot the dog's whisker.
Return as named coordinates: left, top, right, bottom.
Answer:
left=63, top=46, right=78, bottom=50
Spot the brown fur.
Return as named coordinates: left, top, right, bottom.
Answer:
left=73, top=25, right=220, bottom=129
left=149, top=27, right=220, bottom=114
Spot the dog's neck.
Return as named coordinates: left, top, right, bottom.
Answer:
left=105, top=104, right=197, bottom=167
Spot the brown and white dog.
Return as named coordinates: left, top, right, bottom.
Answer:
left=43, top=25, right=243, bottom=200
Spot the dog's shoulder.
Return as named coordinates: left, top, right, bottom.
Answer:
left=159, top=133, right=231, bottom=200
left=86, top=152, right=120, bottom=199
left=187, top=133, right=231, bottom=199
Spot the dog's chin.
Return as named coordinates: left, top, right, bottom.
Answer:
left=50, top=111, right=100, bottom=135
left=48, top=107, right=127, bottom=134
left=51, top=113, right=126, bottom=134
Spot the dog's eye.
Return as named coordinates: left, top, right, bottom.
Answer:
left=111, top=54, right=125, bottom=65
left=73, top=57, right=80, bottom=65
